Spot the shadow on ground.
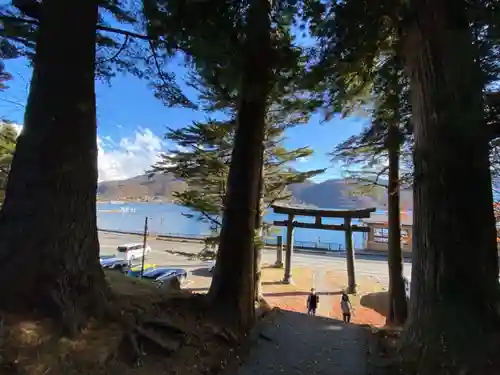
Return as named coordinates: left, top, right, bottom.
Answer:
left=264, top=290, right=342, bottom=298
left=237, top=309, right=367, bottom=375
left=360, top=291, right=389, bottom=318
left=190, top=267, right=213, bottom=277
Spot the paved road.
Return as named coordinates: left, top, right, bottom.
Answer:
left=98, top=231, right=412, bottom=286
left=99, top=231, right=213, bottom=270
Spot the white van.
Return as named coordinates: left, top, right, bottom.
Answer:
left=116, top=243, right=151, bottom=262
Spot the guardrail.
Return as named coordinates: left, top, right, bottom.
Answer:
left=98, top=228, right=210, bottom=241
left=99, top=228, right=346, bottom=252
left=263, top=238, right=344, bottom=251
left=99, top=228, right=144, bottom=236
left=157, top=232, right=211, bottom=240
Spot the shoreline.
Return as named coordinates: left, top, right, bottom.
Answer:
left=96, top=201, right=369, bottom=249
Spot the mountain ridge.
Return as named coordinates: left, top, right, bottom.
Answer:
left=97, top=173, right=413, bottom=209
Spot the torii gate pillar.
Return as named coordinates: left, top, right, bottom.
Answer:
left=283, top=214, right=294, bottom=284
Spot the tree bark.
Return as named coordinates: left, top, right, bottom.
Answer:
left=0, top=0, right=107, bottom=335
left=254, top=217, right=264, bottom=302
left=401, top=0, right=500, bottom=372
left=386, top=123, right=408, bottom=326
left=254, top=153, right=265, bottom=302
left=207, top=0, right=272, bottom=334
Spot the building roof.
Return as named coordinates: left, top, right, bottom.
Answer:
left=361, top=211, right=413, bottom=226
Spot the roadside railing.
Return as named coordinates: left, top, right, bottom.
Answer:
left=98, top=228, right=209, bottom=240
left=99, top=227, right=346, bottom=252
left=263, top=238, right=344, bottom=251
left=156, top=232, right=210, bottom=240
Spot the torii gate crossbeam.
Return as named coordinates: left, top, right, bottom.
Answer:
left=272, top=205, right=376, bottom=294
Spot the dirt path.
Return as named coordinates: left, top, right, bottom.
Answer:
left=237, top=310, right=368, bottom=375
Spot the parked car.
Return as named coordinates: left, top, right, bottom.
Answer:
left=116, top=243, right=151, bottom=262
left=127, top=264, right=157, bottom=277
left=132, top=267, right=188, bottom=289
left=100, top=256, right=129, bottom=270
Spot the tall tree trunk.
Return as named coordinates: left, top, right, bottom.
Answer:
left=254, top=214, right=264, bottom=302
left=254, top=156, right=265, bottom=302
left=0, top=0, right=107, bottom=335
left=207, top=0, right=272, bottom=334
left=386, top=123, right=408, bottom=326
left=401, top=0, right=500, bottom=372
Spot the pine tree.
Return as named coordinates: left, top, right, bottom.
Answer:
left=0, top=0, right=107, bottom=336
left=0, top=0, right=189, bottom=104
left=151, top=65, right=324, bottom=303
left=309, top=0, right=500, bottom=371
left=0, top=0, right=210, bottom=334
left=330, top=54, right=412, bottom=325
left=145, top=0, right=321, bottom=332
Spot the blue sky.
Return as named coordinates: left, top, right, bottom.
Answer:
left=1, top=57, right=367, bottom=182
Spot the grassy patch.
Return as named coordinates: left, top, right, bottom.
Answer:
left=0, top=270, right=242, bottom=375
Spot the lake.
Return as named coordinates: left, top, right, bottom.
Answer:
left=97, top=202, right=369, bottom=249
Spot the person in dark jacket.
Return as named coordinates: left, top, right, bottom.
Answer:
left=307, top=288, right=319, bottom=315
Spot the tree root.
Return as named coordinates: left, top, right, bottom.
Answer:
left=118, top=319, right=186, bottom=367
left=120, top=331, right=144, bottom=368
left=142, top=318, right=187, bottom=336
left=135, top=326, right=181, bottom=353
left=258, top=332, right=273, bottom=342
left=211, top=325, right=238, bottom=343
left=42, top=279, right=114, bottom=338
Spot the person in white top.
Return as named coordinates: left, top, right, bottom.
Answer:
left=340, top=292, right=353, bottom=323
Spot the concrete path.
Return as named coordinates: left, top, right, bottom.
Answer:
left=237, top=310, right=368, bottom=375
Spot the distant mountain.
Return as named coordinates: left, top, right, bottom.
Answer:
left=98, top=174, right=413, bottom=209
left=288, top=179, right=413, bottom=210
left=97, top=174, right=186, bottom=202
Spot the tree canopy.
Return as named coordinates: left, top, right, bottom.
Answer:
left=1, top=0, right=500, bottom=372
left=150, top=28, right=324, bottom=234
left=0, top=122, right=17, bottom=201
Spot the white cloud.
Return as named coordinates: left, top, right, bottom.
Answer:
left=98, top=128, right=164, bottom=182
left=5, top=124, right=165, bottom=182
left=0, top=122, right=23, bottom=136
left=11, top=123, right=23, bottom=135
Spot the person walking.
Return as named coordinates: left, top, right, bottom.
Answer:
left=340, top=292, right=353, bottom=323
left=307, top=288, right=319, bottom=315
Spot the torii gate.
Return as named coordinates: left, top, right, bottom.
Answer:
left=272, top=204, right=376, bottom=294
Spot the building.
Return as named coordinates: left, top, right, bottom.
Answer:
left=361, top=211, right=413, bottom=252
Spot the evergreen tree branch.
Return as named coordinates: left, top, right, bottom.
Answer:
left=0, top=14, right=152, bottom=40
left=96, top=34, right=130, bottom=65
